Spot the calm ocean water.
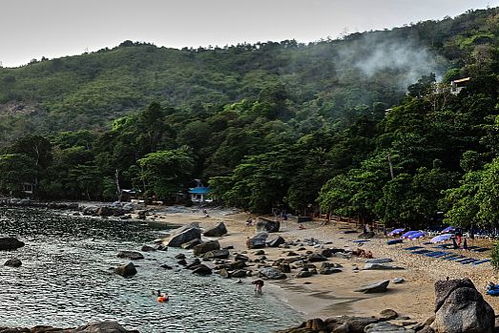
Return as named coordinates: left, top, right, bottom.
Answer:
left=0, top=208, right=301, bottom=332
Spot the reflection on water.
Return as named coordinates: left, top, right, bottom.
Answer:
left=0, top=208, right=301, bottom=332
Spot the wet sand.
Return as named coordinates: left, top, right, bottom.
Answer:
left=145, top=207, right=497, bottom=322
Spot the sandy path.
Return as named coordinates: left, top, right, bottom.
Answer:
left=145, top=207, right=498, bottom=322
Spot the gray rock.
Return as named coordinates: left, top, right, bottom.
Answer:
left=167, top=224, right=201, bottom=247
left=256, top=219, right=280, bottom=233
left=364, top=322, right=414, bottom=332
left=74, top=320, right=137, bottom=332
left=234, top=254, right=249, bottom=262
left=393, top=277, right=405, bottom=284
left=279, top=263, right=291, bottom=273
left=0, top=237, right=25, bottom=251
left=379, top=309, right=398, bottom=320
left=296, top=270, right=313, bottom=278
left=193, top=240, right=220, bottom=256
left=247, top=232, right=268, bottom=249
left=202, top=249, right=230, bottom=260
left=267, top=236, right=285, bottom=248
left=432, top=278, right=495, bottom=333
left=366, top=258, right=393, bottom=264
left=355, top=280, right=390, bottom=293
left=117, top=251, right=144, bottom=260
left=259, top=267, right=286, bottom=280
left=231, top=269, right=249, bottom=278
left=363, top=263, right=404, bottom=270
left=181, top=238, right=202, bottom=249
left=114, top=262, right=137, bottom=278
left=191, top=264, right=212, bottom=276
left=253, top=250, right=265, bottom=255
left=4, top=258, right=22, bottom=267
left=308, top=253, right=328, bottom=262
left=203, top=222, right=228, bottom=237
left=141, top=245, right=156, bottom=252
left=174, top=253, right=186, bottom=260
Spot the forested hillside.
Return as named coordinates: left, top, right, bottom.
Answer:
left=0, top=8, right=497, bottom=229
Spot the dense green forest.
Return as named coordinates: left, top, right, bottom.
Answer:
left=0, top=8, right=497, bottom=229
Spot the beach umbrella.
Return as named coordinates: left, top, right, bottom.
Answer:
left=401, top=230, right=419, bottom=239
left=407, top=231, right=425, bottom=240
left=430, top=233, right=453, bottom=243
left=388, top=228, right=405, bottom=236
left=441, top=226, right=455, bottom=233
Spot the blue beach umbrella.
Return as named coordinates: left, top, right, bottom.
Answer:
left=401, top=230, right=419, bottom=239
left=430, top=233, right=453, bottom=243
left=441, top=226, right=455, bottom=233
left=388, top=228, right=405, bottom=236
left=407, top=231, right=425, bottom=240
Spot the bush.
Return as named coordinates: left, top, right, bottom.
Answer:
left=491, top=242, right=499, bottom=271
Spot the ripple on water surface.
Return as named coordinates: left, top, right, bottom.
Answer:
left=0, top=208, right=301, bottom=332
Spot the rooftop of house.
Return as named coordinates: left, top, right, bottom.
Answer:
left=188, top=186, right=210, bottom=194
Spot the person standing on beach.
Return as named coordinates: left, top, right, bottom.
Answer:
left=253, top=279, right=264, bottom=295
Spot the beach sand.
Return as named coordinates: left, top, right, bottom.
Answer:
left=145, top=207, right=498, bottom=322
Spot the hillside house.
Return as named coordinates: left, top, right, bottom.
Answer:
left=450, top=77, right=470, bottom=95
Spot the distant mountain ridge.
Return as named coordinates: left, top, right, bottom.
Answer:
left=0, top=7, right=496, bottom=143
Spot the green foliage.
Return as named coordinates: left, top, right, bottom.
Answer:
left=491, top=242, right=499, bottom=271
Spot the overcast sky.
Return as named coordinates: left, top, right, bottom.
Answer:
left=0, top=0, right=497, bottom=67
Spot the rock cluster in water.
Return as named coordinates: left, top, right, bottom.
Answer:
left=0, top=321, right=138, bottom=332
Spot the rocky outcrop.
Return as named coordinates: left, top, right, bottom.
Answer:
left=193, top=240, right=220, bottom=256
left=0, top=237, right=25, bottom=251
left=247, top=232, right=268, bottom=249
left=167, top=224, right=202, bottom=247
left=203, top=222, right=228, bottom=237
left=0, top=321, right=138, bottom=333
left=431, top=278, right=494, bottom=333
left=141, top=245, right=156, bottom=252
left=4, top=258, right=22, bottom=267
left=114, top=262, right=137, bottom=278
left=181, top=238, right=202, bottom=249
left=117, top=251, right=144, bottom=260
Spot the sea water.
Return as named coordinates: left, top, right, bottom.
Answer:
left=0, top=208, right=301, bottom=332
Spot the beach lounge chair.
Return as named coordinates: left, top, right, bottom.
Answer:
left=412, top=249, right=432, bottom=255
left=459, top=258, right=480, bottom=264
left=404, top=246, right=423, bottom=251
left=425, top=251, right=444, bottom=257
left=447, top=255, right=466, bottom=261
left=442, top=254, right=459, bottom=260
left=353, top=240, right=370, bottom=243
left=472, top=259, right=491, bottom=266
left=387, top=239, right=403, bottom=245
left=471, top=247, right=489, bottom=252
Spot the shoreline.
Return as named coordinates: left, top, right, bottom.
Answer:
left=142, top=206, right=498, bottom=324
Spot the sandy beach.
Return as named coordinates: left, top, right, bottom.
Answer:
left=144, top=206, right=498, bottom=323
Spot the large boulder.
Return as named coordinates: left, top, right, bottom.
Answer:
left=117, top=251, right=144, bottom=260
left=256, top=219, right=280, bottom=233
left=4, top=258, right=22, bottom=268
left=355, top=280, right=390, bottom=293
left=114, top=262, right=137, bottom=278
left=432, top=278, right=495, bottom=333
left=247, top=232, right=268, bottom=249
left=193, top=240, right=220, bottom=256
left=259, top=267, right=287, bottom=280
left=167, top=224, right=202, bottom=247
left=0, top=237, right=25, bottom=251
left=74, top=321, right=137, bottom=332
left=203, top=222, right=228, bottom=237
